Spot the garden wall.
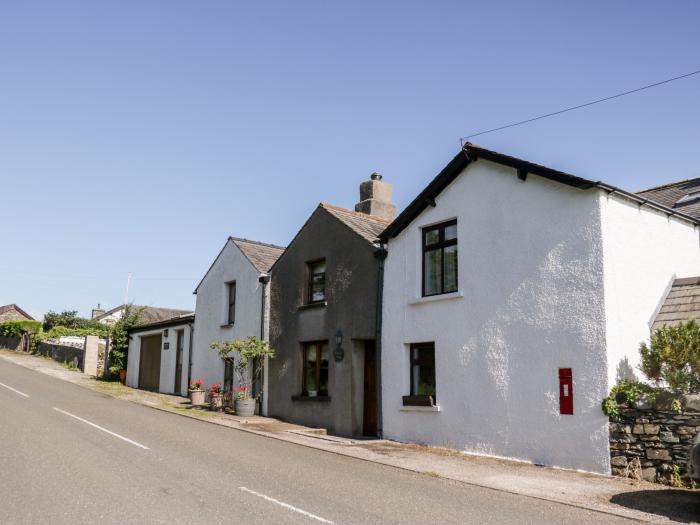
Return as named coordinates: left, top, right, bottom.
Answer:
left=610, top=407, right=700, bottom=484
left=37, top=342, right=85, bottom=371
left=0, top=336, right=22, bottom=351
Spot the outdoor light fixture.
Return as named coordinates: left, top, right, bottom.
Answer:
left=334, top=329, right=344, bottom=362
left=163, top=329, right=169, bottom=337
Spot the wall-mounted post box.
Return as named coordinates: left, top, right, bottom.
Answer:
left=559, top=368, right=573, bottom=415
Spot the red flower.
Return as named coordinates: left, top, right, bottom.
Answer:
left=233, top=386, right=238, bottom=392
left=241, top=386, right=247, bottom=391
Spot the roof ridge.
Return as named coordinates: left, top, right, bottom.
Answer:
left=320, top=202, right=393, bottom=224
left=229, top=236, right=286, bottom=251
left=636, top=175, right=700, bottom=194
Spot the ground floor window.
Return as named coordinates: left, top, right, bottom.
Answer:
left=302, top=341, right=329, bottom=397
left=409, top=342, right=436, bottom=402
left=224, top=360, right=233, bottom=392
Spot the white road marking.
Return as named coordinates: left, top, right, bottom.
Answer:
left=53, top=408, right=150, bottom=450
left=0, top=381, right=30, bottom=398
left=239, top=486, right=335, bottom=524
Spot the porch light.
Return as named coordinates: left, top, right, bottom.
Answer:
left=335, top=329, right=343, bottom=347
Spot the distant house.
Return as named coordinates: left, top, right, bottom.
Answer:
left=192, top=237, right=284, bottom=412
left=92, top=304, right=192, bottom=326
left=379, top=143, right=700, bottom=474
left=0, top=304, right=34, bottom=322
left=126, top=313, right=195, bottom=395
left=268, top=174, right=395, bottom=437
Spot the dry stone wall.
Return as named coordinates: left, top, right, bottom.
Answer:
left=610, top=407, right=699, bottom=484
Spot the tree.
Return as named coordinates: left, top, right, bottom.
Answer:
left=43, top=310, right=105, bottom=332
left=210, top=336, right=275, bottom=399
left=640, top=320, right=700, bottom=394
left=108, top=305, right=144, bottom=374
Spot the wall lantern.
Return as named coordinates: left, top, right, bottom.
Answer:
left=333, top=329, right=344, bottom=362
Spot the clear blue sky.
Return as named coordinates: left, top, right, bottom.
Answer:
left=1, top=1, right=699, bottom=319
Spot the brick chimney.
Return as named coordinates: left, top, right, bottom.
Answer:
left=355, top=172, right=396, bottom=221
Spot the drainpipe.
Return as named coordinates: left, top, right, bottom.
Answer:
left=258, top=273, right=270, bottom=416
left=374, top=244, right=388, bottom=439
left=187, top=321, right=194, bottom=388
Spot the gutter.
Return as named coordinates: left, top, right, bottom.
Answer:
left=374, top=245, right=388, bottom=439
left=258, top=273, right=271, bottom=416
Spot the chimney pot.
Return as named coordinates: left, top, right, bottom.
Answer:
left=371, top=172, right=382, bottom=181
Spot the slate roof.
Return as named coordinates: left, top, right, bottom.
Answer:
left=230, top=237, right=285, bottom=273
left=94, top=304, right=193, bottom=325
left=320, top=203, right=392, bottom=245
left=651, top=277, right=700, bottom=331
left=0, top=304, right=34, bottom=321
left=636, top=177, right=700, bottom=220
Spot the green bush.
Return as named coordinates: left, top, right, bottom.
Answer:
left=108, top=305, right=143, bottom=374
left=43, top=310, right=105, bottom=332
left=0, top=320, right=42, bottom=338
left=640, top=320, right=700, bottom=394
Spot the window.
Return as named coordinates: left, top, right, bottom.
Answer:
left=410, top=343, right=436, bottom=401
left=227, top=281, right=236, bottom=324
left=302, top=342, right=329, bottom=396
left=224, top=360, right=233, bottom=393
left=307, top=259, right=326, bottom=303
left=422, top=220, right=457, bottom=296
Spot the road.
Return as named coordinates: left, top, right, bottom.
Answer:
left=0, top=358, right=635, bottom=524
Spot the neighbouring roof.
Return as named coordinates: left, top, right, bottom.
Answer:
left=230, top=237, right=285, bottom=273
left=127, top=313, right=195, bottom=333
left=93, top=304, right=193, bottom=325
left=320, top=203, right=392, bottom=245
left=380, top=143, right=700, bottom=240
left=636, top=177, right=700, bottom=220
left=193, top=237, right=285, bottom=293
left=652, top=277, right=700, bottom=331
left=0, top=304, right=34, bottom=321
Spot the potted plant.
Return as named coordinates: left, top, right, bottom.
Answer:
left=209, top=382, right=224, bottom=411
left=211, top=336, right=275, bottom=417
left=188, top=378, right=205, bottom=406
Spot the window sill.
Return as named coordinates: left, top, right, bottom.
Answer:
left=400, top=405, right=441, bottom=413
left=298, top=301, right=327, bottom=311
left=291, top=395, right=331, bottom=402
left=220, top=323, right=234, bottom=328
left=409, top=291, right=463, bottom=305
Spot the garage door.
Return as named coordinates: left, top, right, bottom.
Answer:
left=138, top=334, right=162, bottom=392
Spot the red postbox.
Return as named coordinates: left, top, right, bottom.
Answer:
left=559, top=368, right=573, bottom=415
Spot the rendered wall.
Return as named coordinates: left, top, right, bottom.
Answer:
left=191, top=240, right=263, bottom=389
left=601, top=194, right=700, bottom=387
left=381, top=159, right=612, bottom=473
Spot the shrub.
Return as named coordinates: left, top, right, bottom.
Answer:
left=108, top=305, right=143, bottom=374
left=640, top=320, right=700, bottom=394
left=0, top=320, right=42, bottom=338
left=43, top=310, right=105, bottom=332
left=210, top=336, right=275, bottom=399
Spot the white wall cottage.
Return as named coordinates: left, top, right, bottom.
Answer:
left=381, top=157, right=700, bottom=474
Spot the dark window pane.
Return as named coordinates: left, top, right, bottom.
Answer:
left=424, top=250, right=442, bottom=295
left=444, top=245, right=458, bottom=293
left=319, top=345, right=329, bottom=396
left=424, top=228, right=440, bottom=246
left=410, top=344, right=436, bottom=401
left=309, top=260, right=326, bottom=302
left=444, top=223, right=457, bottom=241
left=228, top=282, right=236, bottom=324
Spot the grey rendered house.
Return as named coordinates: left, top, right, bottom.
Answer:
left=268, top=174, right=395, bottom=437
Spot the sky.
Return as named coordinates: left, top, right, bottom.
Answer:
left=1, top=1, right=699, bottom=320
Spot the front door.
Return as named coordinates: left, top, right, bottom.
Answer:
left=363, top=340, right=378, bottom=437
left=138, top=334, right=162, bottom=392
left=174, top=330, right=184, bottom=395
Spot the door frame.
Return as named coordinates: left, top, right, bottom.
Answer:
left=138, top=334, right=162, bottom=392
left=174, top=329, right=185, bottom=395
left=362, top=339, right=378, bottom=437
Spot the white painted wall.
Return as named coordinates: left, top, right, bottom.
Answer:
left=192, top=240, right=264, bottom=391
left=126, top=323, right=193, bottom=395
left=382, top=159, right=612, bottom=474
left=601, top=194, right=700, bottom=386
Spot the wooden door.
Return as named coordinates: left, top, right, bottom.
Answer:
left=174, top=330, right=184, bottom=395
left=138, top=334, right=162, bottom=392
left=363, top=340, right=378, bottom=437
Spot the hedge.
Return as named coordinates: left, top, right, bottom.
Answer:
left=0, top=320, right=42, bottom=338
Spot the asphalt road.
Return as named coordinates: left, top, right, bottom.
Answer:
left=0, top=358, right=636, bottom=524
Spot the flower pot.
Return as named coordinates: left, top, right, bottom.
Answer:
left=210, top=394, right=224, bottom=411
left=189, top=389, right=206, bottom=406
left=235, top=398, right=256, bottom=417
left=119, top=369, right=127, bottom=385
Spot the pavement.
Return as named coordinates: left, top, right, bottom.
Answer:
left=1, top=349, right=699, bottom=524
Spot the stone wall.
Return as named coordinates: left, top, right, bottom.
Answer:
left=0, top=336, right=22, bottom=351
left=610, top=408, right=699, bottom=484
left=37, top=342, right=85, bottom=371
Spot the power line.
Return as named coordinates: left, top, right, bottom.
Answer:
left=462, top=68, right=700, bottom=141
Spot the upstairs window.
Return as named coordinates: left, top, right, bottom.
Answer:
left=422, top=220, right=457, bottom=296
left=307, top=259, right=326, bottom=303
left=227, top=281, right=236, bottom=325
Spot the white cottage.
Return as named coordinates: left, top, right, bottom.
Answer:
left=191, top=237, right=284, bottom=414
left=379, top=143, right=700, bottom=474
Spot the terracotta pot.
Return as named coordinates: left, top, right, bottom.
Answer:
left=210, top=394, right=224, bottom=411
left=235, top=398, right=256, bottom=417
left=189, top=389, right=206, bottom=406
left=119, top=369, right=127, bottom=385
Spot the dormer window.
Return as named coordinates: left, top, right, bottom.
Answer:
left=676, top=191, right=700, bottom=205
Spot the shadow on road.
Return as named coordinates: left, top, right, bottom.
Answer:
left=610, top=489, right=700, bottom=523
